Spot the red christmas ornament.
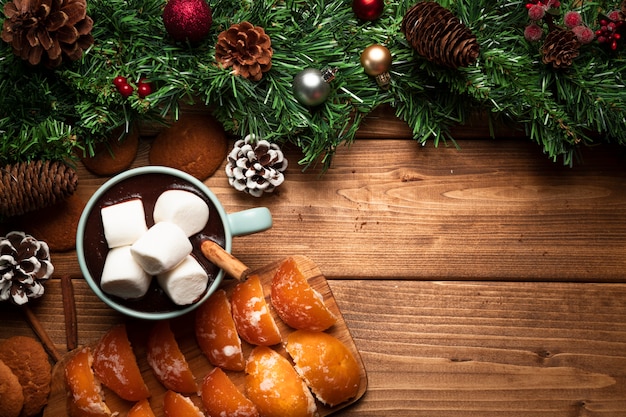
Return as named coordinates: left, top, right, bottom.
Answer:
left=113, top=76, right=127, bottom=88
left=137, top=82, right=153, bottom=98
left=352, top=0, right=384, bottom=21
left=163, top=0, right=212, bottom=43
left=118, top=83, right=134, bottom=98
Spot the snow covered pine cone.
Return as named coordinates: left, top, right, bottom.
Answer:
left=0, top=231, right=54, bottom=305
left=225, top=135, right=288, bottom=197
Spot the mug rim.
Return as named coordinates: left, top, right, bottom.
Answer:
left=76, top=166, right=230, bottom=320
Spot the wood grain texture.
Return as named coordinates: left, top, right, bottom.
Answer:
left=13, top=136, right=626, bottom=283
left=329, top=280, right=626, bottom=416
left=2, top=111, right=625, bottom=416
left=3, top=279, right=626, bottom=416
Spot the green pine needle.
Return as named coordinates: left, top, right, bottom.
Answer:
left=0, top=0, right=625, bottom=169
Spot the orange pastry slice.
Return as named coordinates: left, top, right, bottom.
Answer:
left=231, top=275, right=282, bottom=346
left=162, top=390, right=205, bottom=417
left=245, top=346, right=317, bottom=417
left=64, top=347, right=112, bottom=417
left=200, top=367, right=259, bottom=417
left=286, top=330, right=361, bottom=407
left=146, top=321, right=198, bottom=394
left=195, top=289, right=245, bottom=371
left=270, top=257, right=336, bottom=331
left=92, top=324, right=150, bottom=401
left=127, top=399, right=156, bottom=417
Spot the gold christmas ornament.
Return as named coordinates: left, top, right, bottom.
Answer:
left=215, top=21, right=273, bottom=81
left=360, top=44, right=392, bottom=89
left=1, top=0, right=94, bottom=67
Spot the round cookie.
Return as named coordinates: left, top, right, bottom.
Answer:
left=149, top=113, right=228, bottom=180
left=82, top=126, right=139, bottom=175
left=0, top=336, right=51, bottom=417
left=0, top=359, right=23, bottom=417
left=14, top=193, right=86, bottom=252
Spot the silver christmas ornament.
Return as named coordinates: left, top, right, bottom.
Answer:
left=292, top=68, right=331, bottom=106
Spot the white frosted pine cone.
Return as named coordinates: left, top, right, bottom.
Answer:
left=225, top=134, right=288, bottom=197
left=0, top=231, right=54, bottom=305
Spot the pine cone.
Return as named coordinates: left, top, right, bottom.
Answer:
left=225, top=135, right=288, bottom=197
left=0, top=231, right=53, bottom=305
left=1, top=0, right=94, bottom=67
left=401, top=1, right=479, bottom=69
left=215, top=21, right=273, bottom=81
left=0, top=160, right=78, bottom=218
left=542, top=28, right=580, bottom=69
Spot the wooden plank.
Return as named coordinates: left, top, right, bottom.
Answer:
left=7, top=137, right=624, bottom=282
left=2, top=279, right=626, bottom=416
left=328, top=280, right=626, bottom=416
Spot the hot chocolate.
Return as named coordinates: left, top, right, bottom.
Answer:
left=81, top=173, right=225, bottom=313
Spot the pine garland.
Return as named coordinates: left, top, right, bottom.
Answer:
left=0, top=0, right=624, bottom=170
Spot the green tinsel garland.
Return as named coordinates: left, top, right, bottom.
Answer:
left=0, top=0, right=624, bottom=169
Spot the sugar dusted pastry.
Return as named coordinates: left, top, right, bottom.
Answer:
left=162, top=390, right=205, bottom=417
left=100, top=246, right=152, bottom=299
left=100, top=199, right=147, bottom=248
left=270, top=257, right=336, bottom=331
left=231, top=275, right=281, bottom=346
left=201, top=367, right=259, bottom=417
left=153, top=189, right=209, bottom=237
left=92, top=324, right=150, bottom=401
left=157, top=255, right=208, bottom=305
left=146, top=321, right=197, bottom=394
left=130, top=221, right=192, bottom=275
left=245, top=346, right=317, bottom=417
left=195, top=289, right=245, bottom=371
left=286, top=330, right=361, bottom=407
left=64, top=347, right=112, bottom=417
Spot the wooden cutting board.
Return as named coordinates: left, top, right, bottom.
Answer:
left=44, top=255, right=367, bottom=416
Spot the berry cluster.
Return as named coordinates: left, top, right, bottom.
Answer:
left=596, top=10, right=624, bottom=50
left=524, top=1, right=594, bottom=45
left=113, top=76, right=153, bottom=99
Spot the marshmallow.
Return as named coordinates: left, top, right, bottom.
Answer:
left=130, top=221, right=192, bottom=275
left=101, top=199, right=148, bottom=248
left=100, top=246, right=152, bottom=299
left=153, top=189, right=210, bottom=237
left=157, top=255, right=208, bottom=305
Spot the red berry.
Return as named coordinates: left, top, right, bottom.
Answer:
left=137, top=82, right=152, bottom=98
left=118, top=83, right=134, bottom=98
left=113, top=76, right=127, bottom=88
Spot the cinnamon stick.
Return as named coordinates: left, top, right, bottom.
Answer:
left=60, top=274, right=78, bottom=351
left=21, top=304, right=61, bottom=363
left=200, top=240, right=250, bottom=281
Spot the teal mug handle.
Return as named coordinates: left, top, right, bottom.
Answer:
left=227, top=207, right=272, bottom=237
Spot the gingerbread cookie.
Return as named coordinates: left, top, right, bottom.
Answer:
left=149, top=114, right=228, bottom=180
left=0, top=336, right=52, bottom=417
left=82, top=126, right=139, bottom=176
left=13, top=193, right=86, bottom=252
left=0, top=359, right=23, bottom=417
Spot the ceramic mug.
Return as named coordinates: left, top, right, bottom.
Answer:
left=76, top=166, right=272, bottom=320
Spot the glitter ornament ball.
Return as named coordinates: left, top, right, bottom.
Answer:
left=293, top=68, right=330, bottom=107
left=163, top=0, right=212, bottom=43
left=352, top=0, right=385, bottom=21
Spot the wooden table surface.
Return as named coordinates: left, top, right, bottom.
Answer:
left=2, top=107, right=626, bottom=416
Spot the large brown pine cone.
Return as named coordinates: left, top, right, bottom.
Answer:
left=401, top=1, right=479, bottom=69
left=1, top=0, right=94, bottom=67
left=0, top=160, right=78, bottom=218
left=215, top=21, right=273, bottom=81
left=542, top=28, right=580, bottom=69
